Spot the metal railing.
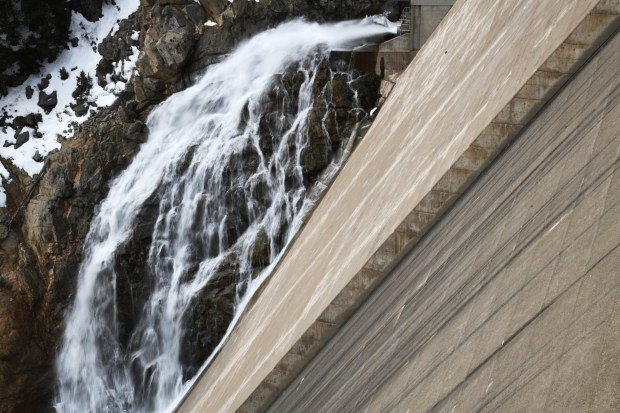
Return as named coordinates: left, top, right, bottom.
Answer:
left=400, top=6, right=412, bottom=34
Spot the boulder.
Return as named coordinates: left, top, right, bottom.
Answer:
left=25, top=113, right=42, bottom=128
left=71, top=0, right=103, bottom=22
left=72, top=103, right=89, bottom=117
left=32, top=151, right=43, bottom=163
left=37, top=91, right=58, bottom=114
left=133, top=2, right=206, bottom=109
left=14, top=131, right=29, bottom=149
left=38, top=75, right=51, bottom=91
left=12, top=116, right=27, bottom=131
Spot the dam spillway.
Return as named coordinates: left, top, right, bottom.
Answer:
left=266, top=18, right=620, bottom=413
left=177, top=0, right=620, bottom=412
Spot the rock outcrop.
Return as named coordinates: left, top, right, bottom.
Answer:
left=0, top=0, right=387, bottom=411
left=133, top=0, right=207, bottom=109
left=179, top=58, right=379, bottom=377
left=0, top=91, right=145, bottom=412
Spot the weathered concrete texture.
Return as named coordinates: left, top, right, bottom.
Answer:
left=236, top=3, right=620, bottom=412
left=176, top=1, right=602, bottom=412
left=269, top=29, right=620, bottom=412
left=415, top=5, right=452, bottom=49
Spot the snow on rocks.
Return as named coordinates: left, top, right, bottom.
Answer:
left=0, top=0, right=140, bottom=206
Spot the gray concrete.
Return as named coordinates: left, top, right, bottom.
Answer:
left=237, top=4, right=620, bottom=412
left=268, top=30, right=620, bottom=413
left=176, top=1, right=602, bottom=411
left=380, top=0, right=455, bottom=52
left=416, top=6, right=452, bottom=49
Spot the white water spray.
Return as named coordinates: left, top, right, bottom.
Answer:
left=55, top=19, right=393, bottom=413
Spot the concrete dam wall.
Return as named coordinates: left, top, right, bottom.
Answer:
left=268, top=24, right=620, bottom=413
left=177, top=1, right=619, bottom=411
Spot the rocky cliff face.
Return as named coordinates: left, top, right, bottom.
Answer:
left=0, top=1, right=386, bottom=411
left=0, top=94, right=146, bottom=412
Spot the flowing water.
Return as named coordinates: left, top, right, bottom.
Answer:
left=55, top=18, right=395, bottom=413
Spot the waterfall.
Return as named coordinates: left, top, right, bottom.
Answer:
left=55, top=18, right=394, bottom=413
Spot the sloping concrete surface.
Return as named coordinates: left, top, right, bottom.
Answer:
left=268, top=29, right=620, bottom=412
left=240, top=4, right=620, bottom=411
left=176, top=1, right=601, bottom=411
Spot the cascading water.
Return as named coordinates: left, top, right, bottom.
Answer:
left=55, top=18, right=395, bottom=413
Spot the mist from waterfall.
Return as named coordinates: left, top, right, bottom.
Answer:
left=55, top=18, right=394, bottom=413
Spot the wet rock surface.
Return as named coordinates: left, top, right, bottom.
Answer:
left=177, top=56, right=379, bottom=377
left=182, top=0, right=386, bottom=84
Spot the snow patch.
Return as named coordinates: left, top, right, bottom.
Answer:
left=0, top=0, right=140, bottom=206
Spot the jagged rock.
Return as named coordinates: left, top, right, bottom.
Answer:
left=183, top=0, right=386, bottom=79
left=70, top=37, right=79, bottom=48
left=14, top=131, right=29, bottom=149
left=72, top=103, right=89, bottom=117
left=198, top=0, right=230, bottom=19
left=302, top=108, right=331, bottom=179
left=25, top=86, right=34, bottom=99
left=0, top=211, right=9, bottom=241
left=331, top=74, right=355, bottom=108
left=37, top=91, right=58, bottom=114
left=125, top=121, right=149, bottom=142
left=134, top=76, right=166, bottom=104
left=25, top=113, right=42, bottom=128
left=250, top=227, right=270, bottom=270
left=98, top=12, right=139, bottom=62
left=0, top=203, right=48, bottom=413
left=38, top=74, right=51, bottom=91
left=181, top=252, right=239, bottom=377
left=71, top=0, right=103, bottom=22
left=12, top=116, right=27, bottom=131
left=133, top=2, right=206, bottom=109
left=32, top=151, right=43, bottom=163
left=352, top=73, right=382, bottom=110
left=113, top=193, right=159, bottom=347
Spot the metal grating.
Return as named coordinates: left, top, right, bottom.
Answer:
left=400, top=6, right=411, bottom=34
